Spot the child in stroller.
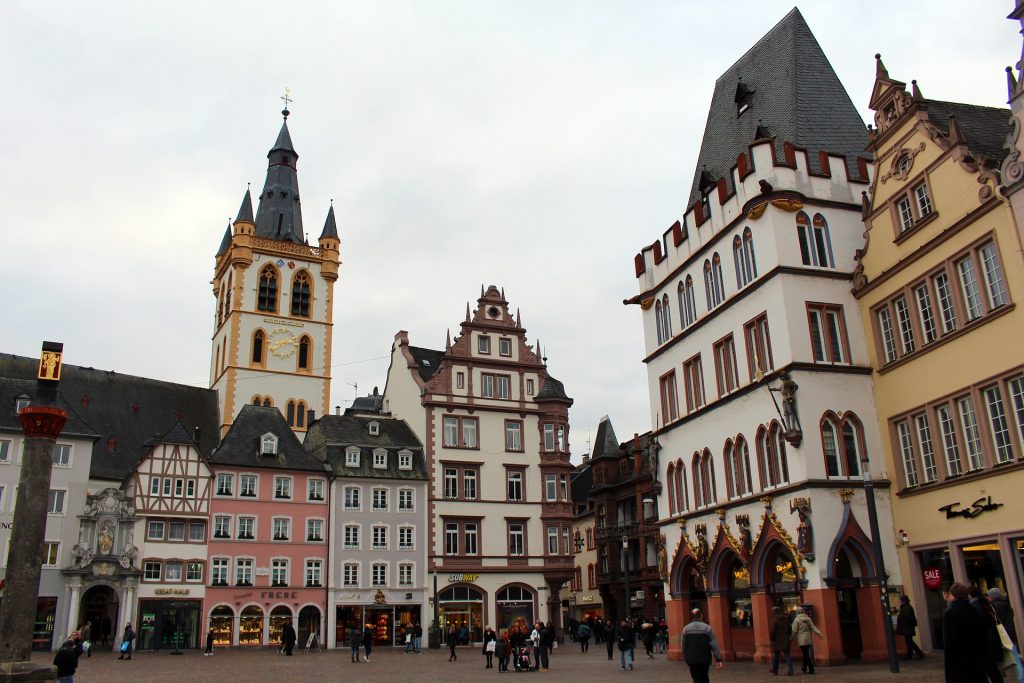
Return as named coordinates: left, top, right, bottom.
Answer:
left=514, top=645, right=533, bottom=672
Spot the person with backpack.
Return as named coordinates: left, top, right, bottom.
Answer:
left=681, top=609, right=724, bottom=683
left=577, top=621, right=591, bottom=653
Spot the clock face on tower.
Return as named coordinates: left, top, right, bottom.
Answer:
left=268, top=327, right=299, bottom=358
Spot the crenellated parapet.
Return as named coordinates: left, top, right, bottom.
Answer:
left=629, top=136, right=870, bottom=290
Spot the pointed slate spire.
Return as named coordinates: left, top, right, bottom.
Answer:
left=216, top=221, right=232, bottom=256
left=236, top=186, right=254, bottom=223
left=254, top=111, right=304, bottom=243
left=875, top=53, right=889, bottom=79
left=445, top=329, right=452, bottom=351
left=516, top=308, right=521, bottom=326
left=911, top=79, right=923, bottom=101
left=465, top=303, right=471, bottom=322
left=320, top=202, right=338, bottom=239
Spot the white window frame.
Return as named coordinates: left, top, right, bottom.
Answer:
left=306, top=518, right=324, bottom=542
left=52, top=443, right=71, bottom=467
left=307, top=478, right=325, bottom=501
left=305, top=559, right=322, bottom=587
left=273, top=476, right=292, bottom=500
left=272, top=517, right=291, bottom=541
left=239, top=474, right=258, bottom=498
left=47, top=489, right=66, bottom=515
left=372, top=524, right=388, bottom=550
left=215, top=473, right=233, bottom=496
left=343, top=524, right=360, bottom=550
left=398, top=525, right=414, bottom=550
left=345, top=447, right=360, bottom=467
left=343, top=486, right=361, bottom=510
left=397, top=487, right=414, bottom=512
left=343, top=562, right=359, bottom=587
left=398, top=450, right=412, bottom=470
left=373, top=449, right=387, bottom=469
left=237, top=516, right=256, bottom=540
left=372, top=487, right=388, bottom=512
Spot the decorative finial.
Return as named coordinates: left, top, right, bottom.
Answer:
left=281, top=87, right=292, bottom=119
left=911, top=79, right=922, bottom=101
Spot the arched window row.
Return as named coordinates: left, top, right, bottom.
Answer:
left=733, top=227, right=758, bottom=289
left=724, top=436, right=753, bottom=500
left=256, top=265, right=315, bottom=318
left=703, top=254, right=725, bottom=311
left=251, top=395, right=274, bottom=407
left=796, top=212, right=834, bottom=269
left=756, top=421, right=791, bottom=490
left=666, top=460, right=690, bottom=515
left=821, top=412, right=865, bottom=478
left=286, top=399, right=309, bottom=429
left=691, top=449, right=717, bottom=510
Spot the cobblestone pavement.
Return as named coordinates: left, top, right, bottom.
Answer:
left=39, top=646, right=945, bottom=683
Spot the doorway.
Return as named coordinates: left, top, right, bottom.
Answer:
left=81, top=585, right=119, bottom=650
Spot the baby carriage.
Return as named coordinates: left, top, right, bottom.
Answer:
left=514, top=645, right=533, bottom=672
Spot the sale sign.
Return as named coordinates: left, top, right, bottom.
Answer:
left=923, top=567, right=942, bottom=591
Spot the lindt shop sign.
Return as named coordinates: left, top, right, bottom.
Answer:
left=923, top=568, right=943, bottom=591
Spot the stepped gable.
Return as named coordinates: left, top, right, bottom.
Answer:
left=304, top=414, right=426, bottom=481
left=210, top=403, right=325, bottom=472
left=686, top=8, right=868, bottom=207
left=0, top=353, right=219, bottom=481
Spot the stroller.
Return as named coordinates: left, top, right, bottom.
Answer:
left=514, top=645, right=533, bottom=672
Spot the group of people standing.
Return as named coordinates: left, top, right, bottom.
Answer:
left=461, top=620, right=555, bottom=671
left=941, top=583, right=1022, bottom=683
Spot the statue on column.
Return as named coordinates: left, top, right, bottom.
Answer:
left=97, top=522, right=114, bottom=556
left=789, top=498, right=814, bottom=561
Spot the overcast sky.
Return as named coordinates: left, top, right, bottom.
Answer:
left=1, top=1, right=1017, bottom=459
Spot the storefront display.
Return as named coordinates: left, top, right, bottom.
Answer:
left=916, top=547, right=954, bottom=649
left=367, top=608, right=392, bottom=644
left=269, top=606, right=291, bottom=646
left=209, top=606, right=233, bottom=646
left=438, top=586, right=483, bottom=644
left=496, top=586, right=534, bottom=635
left=137, top=600, right=200, bottom=650
left=239, top=605, right=264, bottom=646
left=32, top=597, right=57, bottom=652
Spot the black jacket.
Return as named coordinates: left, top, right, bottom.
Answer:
left=943, top=598, right=991, bottom=683
left=615, top=624, right=635, bottom=651
left=895, top=603, right=918, bottom=636
left=53, top=648, right=78, bottom=677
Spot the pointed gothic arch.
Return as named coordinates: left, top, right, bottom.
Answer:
left=257, top=264, right=279, bottom=313
left=748, top=511, right=803, bottom=588
left=290, top=270, right=312, bottom=318
left=825, top=499, right=877, bottom=581
left=297, top=335, right=312, bottom=372
left=251, top=328, right=267, bottom=367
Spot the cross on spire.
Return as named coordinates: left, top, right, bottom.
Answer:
left=280, top=88, right=292, bottom=119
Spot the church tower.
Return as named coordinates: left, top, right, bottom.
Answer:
left=210, top=106, right=340, bottom=435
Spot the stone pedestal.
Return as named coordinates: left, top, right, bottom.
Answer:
left=706, top=593, right=734, bottom=660
left=0, top=661, right=56, bottom=682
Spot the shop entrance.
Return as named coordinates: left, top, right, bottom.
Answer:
left=688, top=567, right=707, bottom=616
left=726, top=557, right=753, bottom=656
left=962, top=541, right=1008, bottom=595
left=835, top=549, right=863, bottom=660
left=298, top=606, right=321, bottom=649
left=208, top=605, right=233, bottom=646
left=916, top=547, right=953, bottom=649
left=767, top=547, right=802, bottom=615
left=137, top=600, right=200, bottom=650
left=80, top=585, right=118, bottom=650
left=335, top=606, right=364, bottom=646
left=366, top=607, right=393, bottom=645
left=438, top=586, right=483, bottom=644
left=496, top=586, right=534, bottom=635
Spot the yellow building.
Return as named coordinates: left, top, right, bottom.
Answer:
left=853, top=54, right=1023, bottom=652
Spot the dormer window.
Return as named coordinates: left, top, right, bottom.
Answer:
left=14, top=396, right=29, bottom=414
left=368, top=421, right=380, bottom=436
left=398, top=450, right=413, bottom=470
left=345, top=448, right=360, bottom=467
left=734, top=80, right=755, bottom=116
left=261, top=433, right=278, bottom=456
left=373, top=449, right=387, bottom=469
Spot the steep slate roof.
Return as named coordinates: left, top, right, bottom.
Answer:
left=320, top=204, right=339, bottom=240
left=571, top=461, right=594, bottom=512
left=408, top=346, right=444, bottom=383
left=589, top=416, right=619, bottom=461
left=304, top=414, right=427, bottom=481
left=923, top=100, right=1011, bottom=164
left=157, top=422, right=196, bottom=446
left=254, top=118, right=305, bottom=243
left=0, top=353, right=220, bottom=481
left=686, top=7, right=868, bottom=206
left=536, top=373, right=572, bottom=402
left=216, top=222, right=232, bottom=256
left=210, top=404, right=326, bottom=472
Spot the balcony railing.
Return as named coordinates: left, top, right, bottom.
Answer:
left=594, top=522, right=659, bottom=542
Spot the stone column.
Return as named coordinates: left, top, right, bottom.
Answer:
left=664, top=595, right=689, bottom=661
left=705, top=592, right=734, bottom=660
left=65, top=579, right=83, bottom=641
left=855, top=584, right=888, bottom=661
left=800, top=587, right=847, bottom=666
left=0, top=402, right=67, bottom=681
left=749, top=590, right=774, bottom=663
left=118, top=579, right=137, bottom=646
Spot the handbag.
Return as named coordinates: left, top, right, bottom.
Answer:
left=120, top=641, right=129, bottom=652
left=486, top=640, right=496, bottom=653
left=996, top=623, right=1014, bottom=651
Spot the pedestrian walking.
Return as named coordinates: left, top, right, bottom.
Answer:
left=943, top=582, right=991, bottom=683
left=604, top=620, right=616, bottom=660
left=970, top=585, right=1006, bottom=683
left=791, top=604, right=822, bottom=674
left=349, top=624, right=361, bottom=663
left=79, top=621, right=92, bottom=658
left=362, top=623, right=374, bottom=662
left=769, top=606, right=794, bottom=675
left=54, top=638, right=79, bottom=683
left=539, top=622, right=554, bottom=671
left=530, top=621, right=542, bottom=670
left=117, top=622, right=135, bottom=660
left=616, top=619, right=636, bottom=671
left=281, top=620, right=296, bottom=656
left=641, top=621, right=656, bottom=659
left=896, top=595, right=926, bottom=660
left=681, top=609, right=724, bottom=683
left=483, top=625, right=497, bottom=668
left=413, top=621, right=423, bottom=653
left=578, top=621, right=591, bottom=653
left=204, top=629, right=214, bottom=656
left=496, top=633, right=510, bottom=672
left=448, top=625, right=459, bottom=661
left=987, top=588, right=1024, bottom=683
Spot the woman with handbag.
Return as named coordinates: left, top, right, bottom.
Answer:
left=118, top=622, right=135, bottom=660
left=482, top=625, right=497, bottom=668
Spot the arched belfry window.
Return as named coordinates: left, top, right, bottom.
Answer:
left=297, top=335, right=311, bottom=371
left=258, top=265, right=279, bottom=313
left=796, top=212, right=834, bottom=269
left=291, top=271, right=312, bottom=318
left=252, top=330, right=266, bottom=366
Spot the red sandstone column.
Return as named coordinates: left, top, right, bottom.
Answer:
left=800, top=588, right=846, bottom=666
left=666, top=597, right=689, bottom=662
left=706, top=594, right=734, bottom=660
left=750, top=591, right=774, bottom=663
left=856, top=585, right=888, bottom=661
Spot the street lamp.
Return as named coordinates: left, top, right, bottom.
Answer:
left=861, top=460, right=899, bottom=674
left=621, top=535, right=631, bottom=622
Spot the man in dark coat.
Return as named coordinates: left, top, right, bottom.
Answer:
left=53, top=638, right=78, bottom=683
left=682, top=609, right=724, bottom=683
left=769, top=606, right=794, bottom=675
left=944, top=582, right=991, bottom=683
left=604, top=619, right=616, bottom=660
left=896, top=595, right=926, bottom=660
left=282, top=620, right=297, bottom=656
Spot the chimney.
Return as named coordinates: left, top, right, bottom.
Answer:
left=306, top=409, right=316, bottom=426
left=335, top=405, right=341, bottom=416
left=194, top=427, right=201, bottom=444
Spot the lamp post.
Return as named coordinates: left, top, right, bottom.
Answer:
left=621, top=535, right=631, bottom=622
left=862, top=462, right=899, bottom=674
left=0, top=342, right=67, bottom=681
left=430, top=570, right=440, bottom=649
